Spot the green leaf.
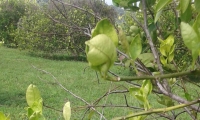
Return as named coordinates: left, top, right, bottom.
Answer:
left=181, top=22, right=200, bottom=66
left=0, top=112, right=10, bottom=120
left=26, top=84, right=43, bottom=112
left=85, top=34, right=117, bottom=78
left=138, top=53, right=155, bottom=68
left=181, top=4, right=192, bottom=23
left=193, top=14, right=200, bottom=38
left=27, top=107, right=34, bottom=118
left=146, top=0, right=156, bottom=7
left=180, top=0, right=190, bottom=13
left=185, top=92, right=192, bottom=101
left=155, top=0, right=172, bottom=12
left=154, top=10, right=162, bottom=23
left=195, top=0, right=200, bottom=12
left=157, top=96, right=174, bottom=107
left=160, top=56, right=167, bottom=65
left=29, top=111, right=45, bottom=120
left=63, top=102, right=71, bottom=120
left=125, top=60, right=131, bottom=68
left=129, top=34, right=142, bottom=60
left=118, top=27, right=129, bottom=53
left=92, top=19, right=118, bottom=46
left=141, top=80, right=152, bottom=96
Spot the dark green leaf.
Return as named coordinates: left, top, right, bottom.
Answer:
left=194, top=0, right=200, bottom=12
left=181, top=4, right=192, bottom=22
left=180, top=0, right=190, bottom=13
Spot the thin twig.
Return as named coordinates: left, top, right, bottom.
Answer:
left=32, top=65, right=107, bottom=120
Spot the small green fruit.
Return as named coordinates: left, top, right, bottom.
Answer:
left=129, top=25, right=139, bottom=34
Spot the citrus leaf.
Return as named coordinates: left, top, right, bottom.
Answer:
left=92, top=19, right=118, bottom=46
left=155, top=0, right=172, bottom=12
left=129, top=34, right=142, bottom=60
left=138, top=53, right=155, bottom=68
left=0, top=112, right=10, bottom=120
left=180, top=0, right=190, bottom=13
left=180, top=3, right=192, bottom=22
left=142, top=80, right=152, bottom=96
left=181, top=22, right=200, bottom=67
left=154, top=10, right=162, bottom=23
left=195, top=0, right=200, bottom=12
left=29, top=111, right=45, bottom=120
left=118, top=27, right=129, bottom=53
left=26, top=84, right=43, bottom=112
left=63, top=102, right=71, bottom=120
left=193, top=14, right=200, bottom=38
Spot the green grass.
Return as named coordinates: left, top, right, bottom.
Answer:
left=0, top=46, right=135, bottom=119
left=0, top=46, right=200, bottom=120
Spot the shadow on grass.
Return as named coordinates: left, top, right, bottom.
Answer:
left=0, top=91, right=26, bottom=106
left=27, top=51, right=87, bottom=62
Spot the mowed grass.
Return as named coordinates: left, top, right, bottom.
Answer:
left=1, top=46, right=200, bottom=119
left=0, top=46, right=136, bottom=119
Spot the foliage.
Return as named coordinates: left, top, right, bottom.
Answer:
left=25, top=84, right=71, bottom=120
left=0, top=0, right=26, bottom=47
left=0, top=111, right=10, bottom=120
left=84, top=0, right=200, bottom=119
left=15, top=0, right=117, bottom=57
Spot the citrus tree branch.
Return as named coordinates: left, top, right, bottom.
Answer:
left=108, top=69, right=200, bottom=82
left=113, top=98, right=200, bottom=120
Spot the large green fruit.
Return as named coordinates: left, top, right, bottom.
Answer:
left=85, top=34, right=117, bottom=77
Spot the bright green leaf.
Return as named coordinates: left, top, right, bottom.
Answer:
left=0, top=112, right=10, bottom=120
left=26, top=84, right=43, bottom=112
left=181, top=22, right=200, bottom=66
left=160, top=56, right=167, bottom=65
left=63, top=102, right=71, bottom=120
left=129, top=34, right=142, bottom=60
left=29, top=111, right=45, bottom=120
left=92, top=19, right=118, bottom=46
left=142, top=80, right=152, bottom=96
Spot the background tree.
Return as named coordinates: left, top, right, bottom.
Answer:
left=15, top=0, right=117, bottom=58
left=0, top=0, right=26, bottom=47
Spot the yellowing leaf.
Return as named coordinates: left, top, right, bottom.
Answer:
left=63, top=102, right=71, bottom=120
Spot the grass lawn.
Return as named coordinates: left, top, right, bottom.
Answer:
left=0, top=46, right=200, bottom=120
left=0, top=46, right=136, bottom=119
